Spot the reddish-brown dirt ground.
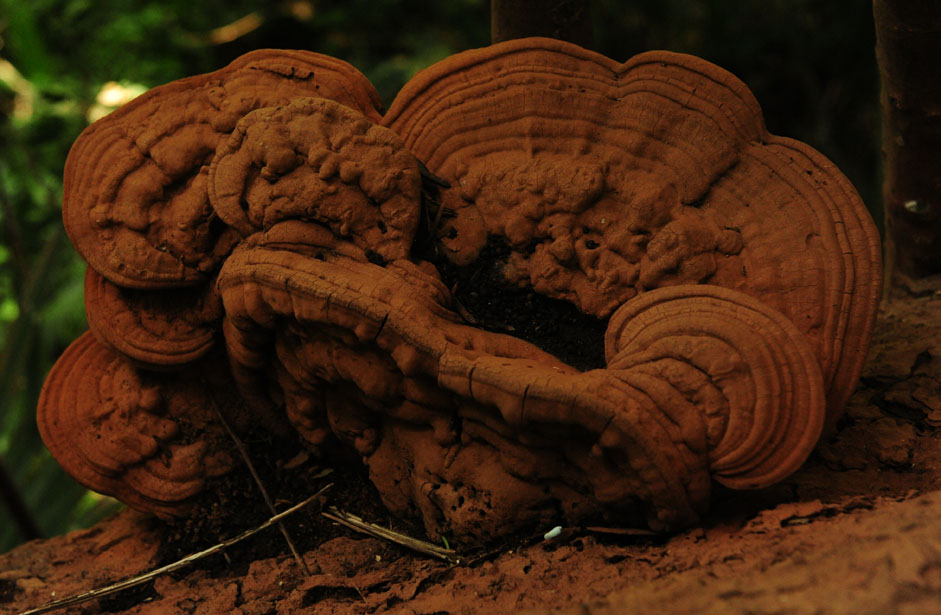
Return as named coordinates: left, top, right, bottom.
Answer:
left=4, top=293, right=941, bottom=615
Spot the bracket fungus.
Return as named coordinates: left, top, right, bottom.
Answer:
left=39, top=39, right=881, bottom=540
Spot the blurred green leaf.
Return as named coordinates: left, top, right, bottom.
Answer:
left=0, top=1, right=59, bottom=80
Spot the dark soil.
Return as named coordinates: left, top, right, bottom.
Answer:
left=0, top=578, right=19, bottom=604
left=412, top=176, right=609, bottom=372
left=156, top=436, right=419, bottom=576
left=96, top=581, right=159, bottom=614
left=420, top=233, right=609, bottom=371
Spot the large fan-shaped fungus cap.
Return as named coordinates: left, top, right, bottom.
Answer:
left=64, top=49, right=382, bottom=290
left=384, top=38, right=881, bottom=425
left=39, top=39, right=881, bottom=539
left=67, top=49, right=385, bottom=371
left=209, top=97, right=421, bottom=262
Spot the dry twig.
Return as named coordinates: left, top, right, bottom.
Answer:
left=322, top=506, right=459, bottom=564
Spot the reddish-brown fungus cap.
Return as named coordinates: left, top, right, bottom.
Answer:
left=384, top=37, right=881, bottom=426
left=36, top=332, right=236, bottom=517
left=64, top=49, right=382, bottom=290
left=209, top=97, right=420, bottom=262
left=606, top=284, right=826, bottom=490
left=84, top=268, right=222, bottom=368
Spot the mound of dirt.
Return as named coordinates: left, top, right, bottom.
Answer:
left=4, top=294, right=941, bottom=615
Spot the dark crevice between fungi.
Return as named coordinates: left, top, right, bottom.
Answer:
left=419, top=231, right=608, bottom=371
left=0, top=578, right=20, bottom=604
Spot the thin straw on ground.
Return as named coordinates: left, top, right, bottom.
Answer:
left=209, top=400, right=311, bottom=575
left=322, top=506, right=459, bottom=564
left=18, top=485, right=332, bottom=615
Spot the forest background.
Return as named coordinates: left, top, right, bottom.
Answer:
left=0, top=0, right=879, bottom=553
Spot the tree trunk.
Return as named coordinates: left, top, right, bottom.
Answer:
left=874, top=0, right=941, bottom=292
left=491, top=0, right=593, bottom=48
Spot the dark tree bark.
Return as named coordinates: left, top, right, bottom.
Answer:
left=874, top=1, right=941, bottom=291
left=491, top=0, right=592, bottom=48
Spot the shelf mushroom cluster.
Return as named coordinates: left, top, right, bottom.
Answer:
left=38, top=39, right=881, bottom=539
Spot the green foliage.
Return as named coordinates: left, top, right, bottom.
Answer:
left=0, top=0, right=880, bottom=554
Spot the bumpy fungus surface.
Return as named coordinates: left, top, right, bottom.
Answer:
left=39, top=40, right=881, bottom=539
left=64, top=49, right=381, bottom=291
left=383, top=40, right=881, bottom=421
left=37, top=332, right=238, bottom=517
